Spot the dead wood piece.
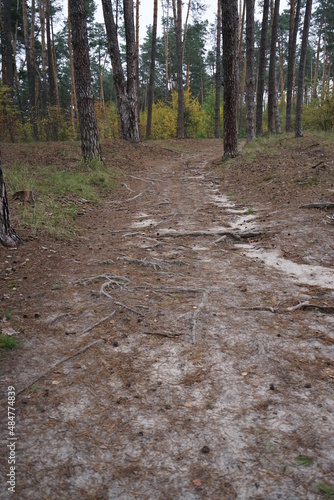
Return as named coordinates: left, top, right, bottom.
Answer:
left=310, top=161, right=325, bottom=169
left=142, top=331, right=182, bottom=338
left=300, top=202, right=334, bottom=210
left=226, top=305, right=276, bottom=313
left=13, top=189, right=37, bottom=204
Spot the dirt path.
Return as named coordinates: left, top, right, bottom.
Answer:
left=1, top=139, right=334, bottom=499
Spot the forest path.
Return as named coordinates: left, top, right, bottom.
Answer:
left=1, top=139, right=334, bottom=499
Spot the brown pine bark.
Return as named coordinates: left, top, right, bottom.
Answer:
left=221, top=0, right=239, bottom=159
left=245, top=0, right=255, bottom=143
left=68, top=4, right=78, bottom=128
left=295, top=0, right=313, bottom=137
left=0, top=151, right=21, bottom=248
left=22, top=0, right=38, bottom=140
left=69, top=0, right=102, bottom=161
left=172, top=0, right=185, bottom=138
left=146, top=0, right=158, bottom=139
left=256, top=0, right=269, bottom=137
left=123, top=0, right=140, bottom=142
left=268, top=0, right=280, bottom=135
left=286, top=0, right=300, bottom=132
left=215, top=0, right=222, bottom=138
left=102, top=0, right=140, bottom=142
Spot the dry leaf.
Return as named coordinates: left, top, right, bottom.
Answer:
left=184, top=402, right=192, bottom=408
left=52, top=381, right=59, bottom=385
left=100, top=445, right=108, bottom=449
left=192, top=479, right=202, bottom=487
left=242, top=372, right=248, bottom=377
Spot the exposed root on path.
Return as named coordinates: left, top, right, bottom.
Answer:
left=156, top=229, right=263, bottom=240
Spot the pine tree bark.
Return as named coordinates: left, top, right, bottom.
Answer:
left=0, top=151, right=21, bottom=248
left=123, top=0, right=141, bottom=142
left=256, top=0, right=269, bottom=137
left=172, top=0, right=185, bottom=138
left=3, top=0, right=14, bottom=90
left=22, top=0, right=38, bottom=140
left=146, top=0, right=158, bottom=139
left=221, top=0, right=239, bottom=159
left=286, top=0, right=301, bottom=132
left=268, top=0, right=280, bottom=134
left=102, top=0, right=140, bottom=142
left=215, top=0, right=222, bottom=138
left=295, top=0, right=313, bottom=137
left=245, top=0, right=255, bottom=143
left=69, top=0, right=102, bottom=161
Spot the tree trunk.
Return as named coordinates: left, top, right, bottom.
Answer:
left=3, top=0, right=14, bottom=90
left=268, top=0, right=280, bottom=135
left=45, top=0, right=56, bottom=106
left=295, top=0, right=313, bottom=137
left=22, top=0, right=38, bottom=140
left=0, top=151, right=21, bottom=248
left=123, top=0, right=141, bottom=142
left=256, top=0, right=269, bottom=137
left=215, top=0, right=222, bottom=138
left=172, top=0, right=185, bottom=138
left=221, top=0, right=239, bottom=159
left=162, top=0, right=169, bottom=105
left=312, top=21, right=322, bottom=99
left=146, top=0, right=158, bottom=139
left=102, top=0, right=140, bottom=142
left=245, top=0, right=255, bottom=144
left=286, top=0, right=300, bottom=132
left=68, top=4, right=78, bottom=128
left=69, top=0, right=102, bottom=161
left=39, top=0, right=48, bottom=114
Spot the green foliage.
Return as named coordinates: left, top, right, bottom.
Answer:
left=295, top=455, right=313, bottom=467
left=141, top=100, right=177, bottom=139
left=317, top=483, right=334, bottom=498
left=0, top=335, right=20, bottom=350
left=95, top=102, right=120, bottom=139
left=303, top=93, right=334, bottom=132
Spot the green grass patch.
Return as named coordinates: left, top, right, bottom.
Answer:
left=5, top=160, right=119, bottom=239
left=317, top=483, right=334, bottom=498
left=295, top=455, right=313, bottom=467
left=0, top=335, right=20, bottom=350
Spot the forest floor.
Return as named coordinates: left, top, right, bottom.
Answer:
left=1, top=135, right=334, bottom=499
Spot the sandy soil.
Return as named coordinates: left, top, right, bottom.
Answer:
left=1, top=136, right=334, bottom=499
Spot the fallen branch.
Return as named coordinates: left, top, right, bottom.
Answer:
left=142, top=331, right=182, bottom=338
left=226, top=305, right=276, bottom=313
left=300, top=202, right=334, bottom=210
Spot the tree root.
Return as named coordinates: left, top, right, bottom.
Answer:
left=156, top=229, right=262, bottom=240
left=228, top=301, right=334, bottom=314
left=300, top=202, right=334, bottom=210
left=17, top=336, right=111, bottom=396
